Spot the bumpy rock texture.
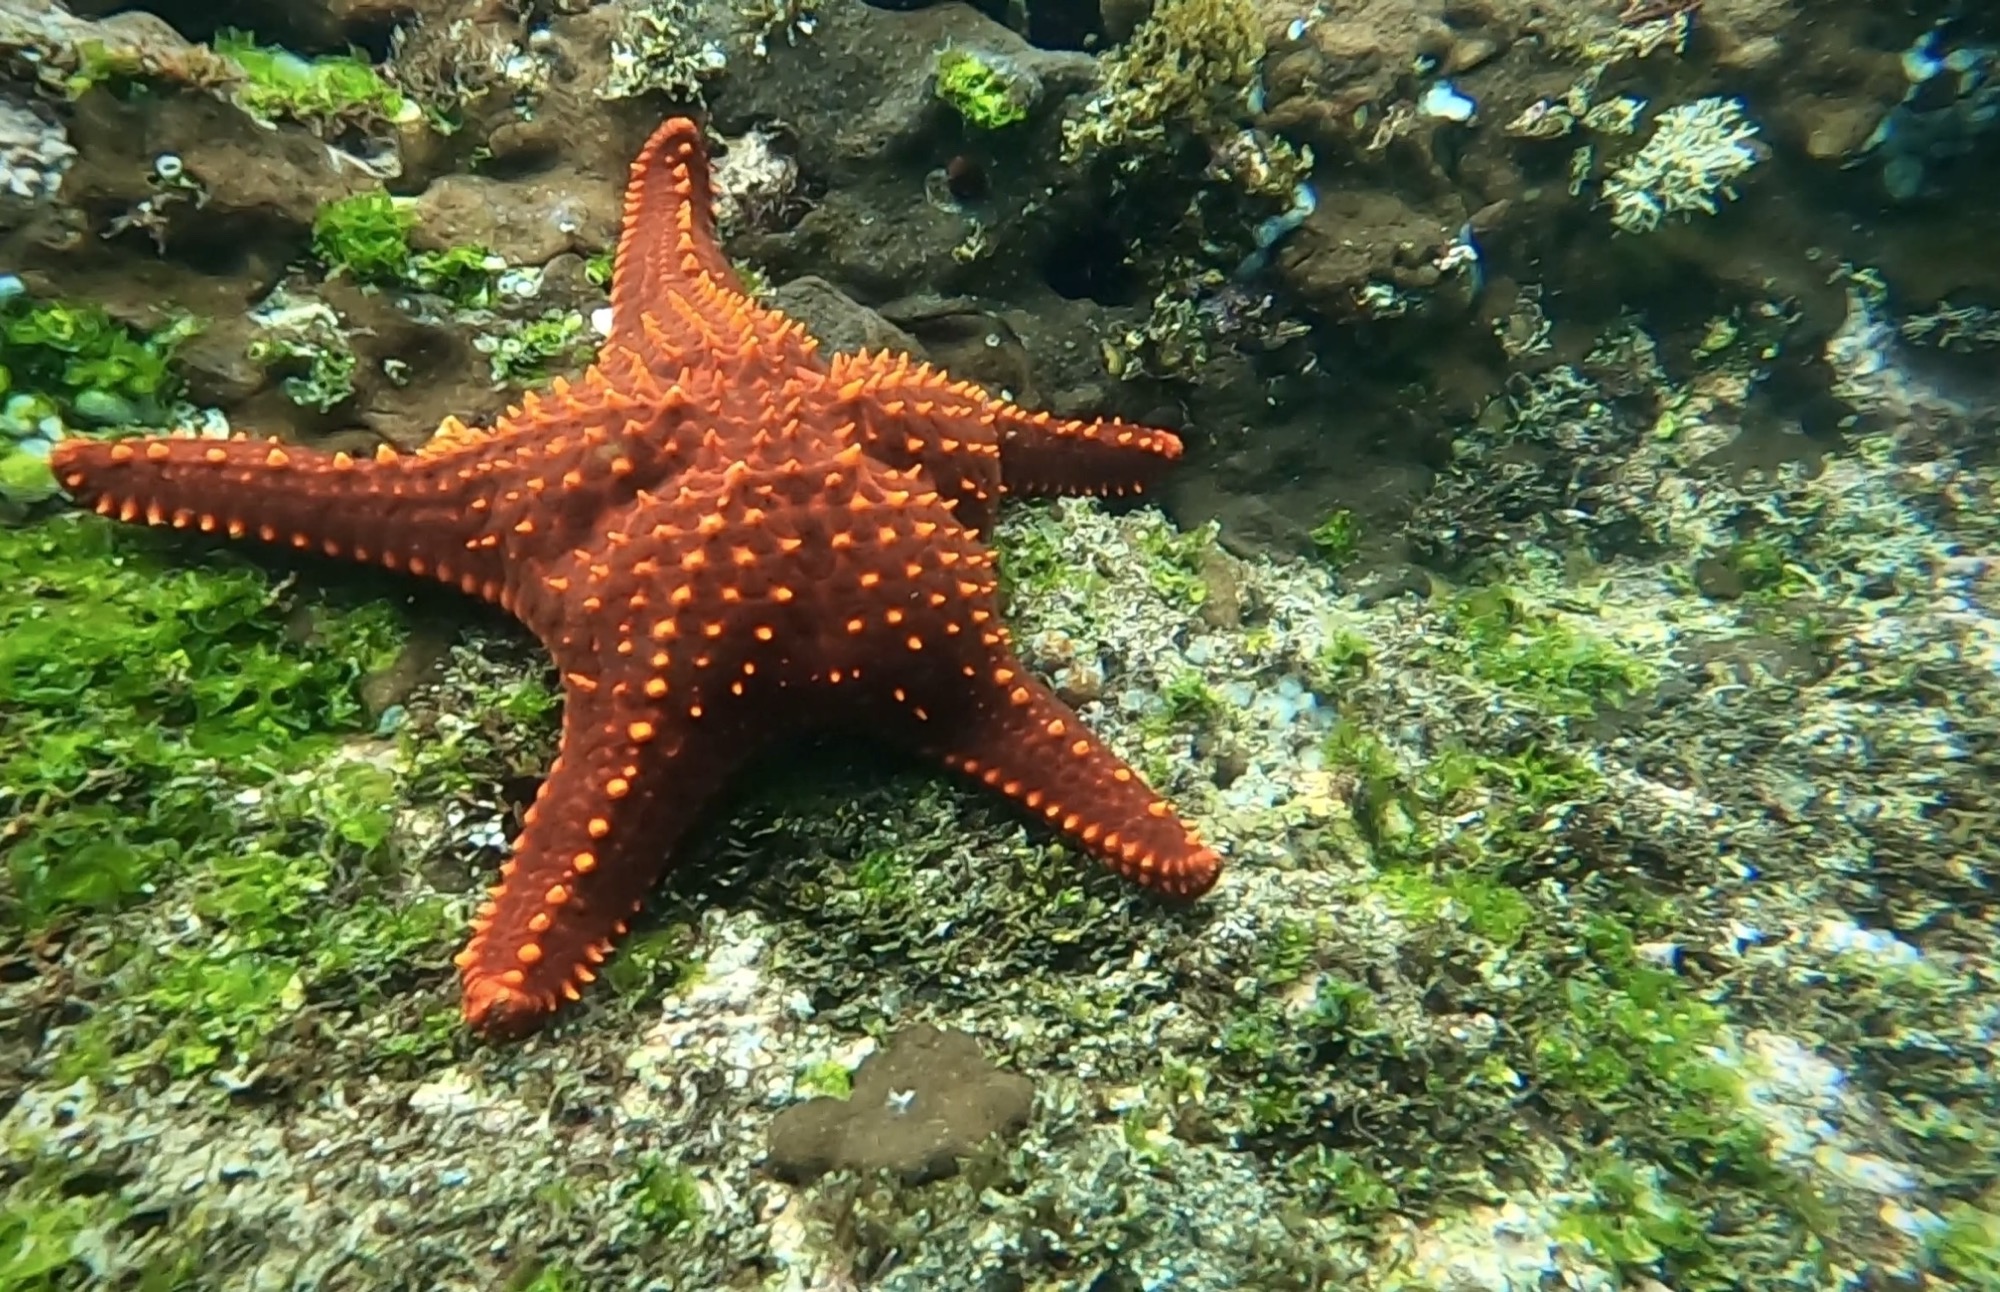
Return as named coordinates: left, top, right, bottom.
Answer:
left=768, top=1024, right=1036, bottom=1184
left=2, top=0, right=1998, bottom=1288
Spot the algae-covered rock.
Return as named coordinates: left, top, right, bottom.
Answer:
left=767, top=1024, right=1035, bottom=1184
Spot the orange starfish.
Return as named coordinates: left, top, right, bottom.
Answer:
left=49, top=117, right=1222, bottom=1038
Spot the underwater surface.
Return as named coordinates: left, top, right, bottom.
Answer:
left=1, top=0, right=1997, bottom=1288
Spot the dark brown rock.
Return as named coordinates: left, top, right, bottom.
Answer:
left=766, top=1024, right=1034, bottom=1185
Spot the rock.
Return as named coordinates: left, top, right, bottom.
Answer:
left=407, top=171, right=618, bottom=267
left=766, top=276, right=925, bottom=359
left=765, top=1024, right=1034, bottom=1185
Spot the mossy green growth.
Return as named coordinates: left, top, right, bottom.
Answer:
left=1443, top=586, right=1653, bottom=716
left=514, top=1265, right=585, bottom=1292
left=0, top=1164, right=201, bottom=1290
left=933, top=49, right=1031, bottom=129
left=311, top=194, right=502, bottom=306
left=0, top=517, right=405, bottom=933
left=1705, top=535, right=1809, bottom=599
left=1933, top=1199, right=2000, bottom=1285
left=407, top=244, right=505, bottom=306
left=600, top=923, right=700, bottom=998
left=1372, top=865, right=1533, bottom=947
left=51, top=764, right=462, bottom=1083
left=1305, top=628, right=1371, bottom=695
left=312, top=191, right=416, bottom=283
left=1308, top=508, right=1359, bottom=566
left=248, top=327, right=358, bottom=412
left=481, top=312, right=590, bottom=384
left=6, top=515, right=459, bottom=1085
left=798, top=1058, right=855, bottom=1098
left=214, top=30, right=414, bottom=132
left=1, top=293, right=194, bottom=421
left=994, top=511, right=1074, bottom=601
left=626, top=1156, right=703, bottom=1233
left=1134, top=517, right=1214, bottom=609
left=1158, top=668, right=1223, bottom=724
left=1, top=293, right=198, bottom=502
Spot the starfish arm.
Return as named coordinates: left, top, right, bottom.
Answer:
left=606, top=117, right=816, bottom=371
left=828, top=351, right=1184, bottom=529
left=992, top=406, right=1185, bottom=501
left=930, top=665, right=1221, bottom=898
left=454, top=683, right=739, bottom=1037
left=49, top=432, right=519, bottom=602
left=614, top=118, right=742, bottom=305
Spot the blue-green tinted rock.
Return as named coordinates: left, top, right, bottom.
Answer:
left=70, top=387, right=139, bottom=426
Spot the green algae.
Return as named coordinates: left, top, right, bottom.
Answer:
left=1309, top=507, right=1360, bottom=566
left=0, top=511, right=459, bottom=1284
left=1, top=518, right=405, bottom=934
left=932, top=48, right=1031, bottom=130
left=1439, top=584, right=1654, bottom=717
left=1, top=297, right=189, bottom=419
left=310, top=192, right=414, bottom=284
left=213, top=30, right=413, bottom=133
left=310, top=192, right=503, bottom=307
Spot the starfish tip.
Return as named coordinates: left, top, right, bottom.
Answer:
left=462, top=975, right=550, bottom=1039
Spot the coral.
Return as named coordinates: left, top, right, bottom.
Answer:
left=767, top=1024, right=1035, bottom=1183
left=599, top=0, right=727, bottom=103
left=0, top=92, right=74, bottom=203
left=1060, top=0, right=1263, bottom=167
left=1603, top=97, right=1765, bottom=234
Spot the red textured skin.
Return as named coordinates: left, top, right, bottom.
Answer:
left=48, top=117, right=1220, bottom=1039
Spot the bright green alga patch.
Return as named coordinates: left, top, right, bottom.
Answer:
left=2, top=296, right=192, bottom=420
left=2, top=516, right=472, bottom=1096
left=933, top=49, right=1031, bottom=130
left=1441, top=585, right=1653, bottom=715
left=215, top=30, right=416, bottom=133
left=1308, top=508, right=1360, bottom=566
left=1, top=518, right=404, bottom=926
left=2, top=294, right=199, bottom=500
left=311, top=191, right=415, bottom=283
left=311, top=193, right=503, bottom=306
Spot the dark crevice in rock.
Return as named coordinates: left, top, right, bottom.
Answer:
left=64, top=0, right=405, bottom=59
left=1041, top=222, right=1141, bottom=306
left=855, top=0, right=1102, bottom=51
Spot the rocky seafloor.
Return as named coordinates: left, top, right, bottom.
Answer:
left=2, top=0, right=1997, bottom=1289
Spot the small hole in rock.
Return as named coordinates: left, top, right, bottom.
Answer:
left=1041, top=224, right=1140, bottom=306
